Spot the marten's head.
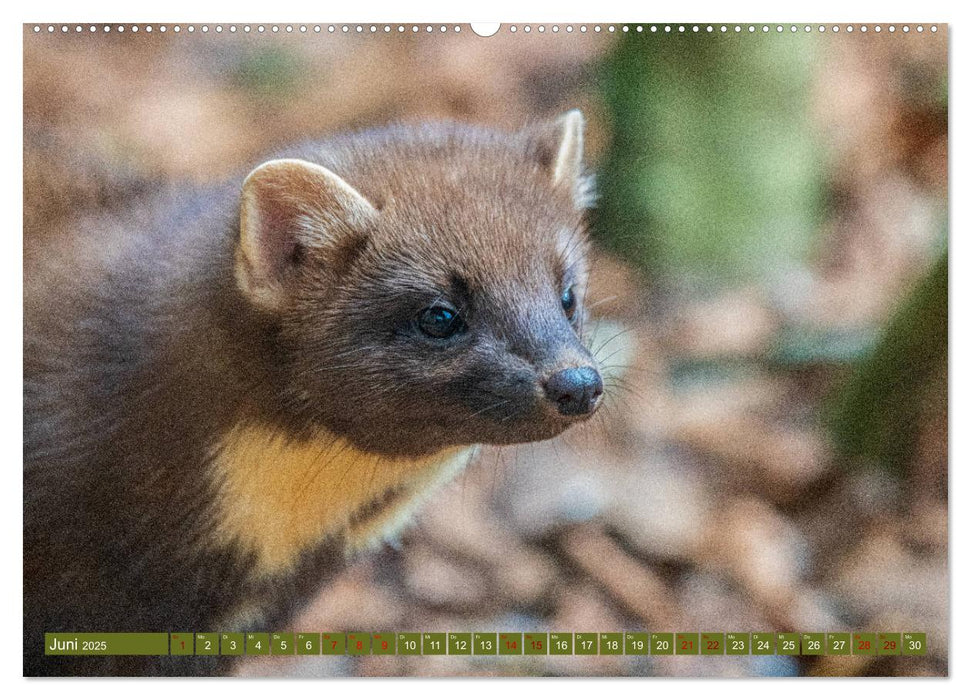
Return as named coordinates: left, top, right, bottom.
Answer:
left=235, top=111, right=603, bottom=457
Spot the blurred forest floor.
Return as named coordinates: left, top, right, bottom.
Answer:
left=23, top=26, right=947, bottom=677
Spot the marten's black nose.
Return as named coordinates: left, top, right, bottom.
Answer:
left=543, top=366, right=603, bottom=416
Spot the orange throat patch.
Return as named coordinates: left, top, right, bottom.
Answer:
left=208, top=425, right=473, bottom=578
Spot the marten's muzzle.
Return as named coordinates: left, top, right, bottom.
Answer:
left=542, top=365, right=603, bottom=416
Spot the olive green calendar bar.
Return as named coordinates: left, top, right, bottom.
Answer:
left=44, top=632, right=928, bottom=656
left=45, top=633, right=170, bottom=655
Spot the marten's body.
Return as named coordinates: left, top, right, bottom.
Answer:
left=24, top=113, right=601, bottom=675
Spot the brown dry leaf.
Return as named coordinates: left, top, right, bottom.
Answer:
left=698, top=498, right=808, bottom=613
left=403, top=543, right=490, bottom=609
left=605, top=455, right=713, bottom=562
left=560, top=525, right=678, bottom=629
left=289, top=562, right=406, bottom=631
left=677, top=414, right=831, bottom=504
left=415, top=488, right=559, bottom=606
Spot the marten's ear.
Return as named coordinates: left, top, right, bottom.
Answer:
left=527, top=109, right=594, bottom=209
left=237, top=158, right=377, bottom=310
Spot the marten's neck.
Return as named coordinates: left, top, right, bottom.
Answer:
left=207, top=423, right=473, bottom=578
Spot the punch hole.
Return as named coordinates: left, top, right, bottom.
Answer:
left=465, top=21, right=495, bottom=35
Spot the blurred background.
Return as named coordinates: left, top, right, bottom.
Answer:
left=23, top=24, right=948, bottom=677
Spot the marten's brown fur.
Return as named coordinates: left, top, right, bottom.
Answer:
left=23, top=112, right=601, bottom=675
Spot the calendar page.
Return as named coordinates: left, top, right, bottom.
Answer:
left=22, top=19, right=948, bottom=679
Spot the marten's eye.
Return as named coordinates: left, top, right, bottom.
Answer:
left=561, top=286, right=577, bottom=320
left=417, top=306, right=466, bottom=339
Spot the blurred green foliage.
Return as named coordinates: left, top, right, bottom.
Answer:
left=594, top=32, right=823, bottom=287
left=829, top=252, right=947, bottom=475
left=231, top=46, right=304, bottom=96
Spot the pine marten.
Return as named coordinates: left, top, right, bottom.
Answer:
left=24, top=110, right=603, bottom=676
